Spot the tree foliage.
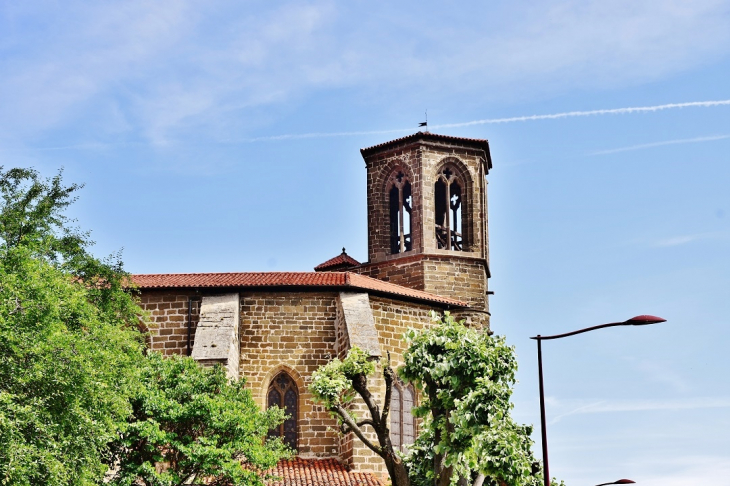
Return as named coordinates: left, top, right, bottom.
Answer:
left=106, top=353, right=290, bottom=486
left=401, top=312, right=556, bottom=486
left=0, top=167, right=289, bottom=486
left=310, top=347, right=410, bottom=486
left=310, top=312, right=563, bottom=486
left=0, top=168, right=146, bottom=485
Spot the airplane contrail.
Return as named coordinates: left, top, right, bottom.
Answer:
left=246, top=99, right=730, bottom=142
left=590, top=134, right=730, bottom=155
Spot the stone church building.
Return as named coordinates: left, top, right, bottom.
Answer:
left=133, top=132, right=493, bottom=478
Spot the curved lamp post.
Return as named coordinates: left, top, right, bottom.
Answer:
left=531, top=315, right=666, bottom=486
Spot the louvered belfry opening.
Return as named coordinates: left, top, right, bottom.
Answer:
left=267, top=372, right=298, bottom=450
left=390, top=381, right=416, bottom=452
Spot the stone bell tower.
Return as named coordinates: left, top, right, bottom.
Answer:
left=355, top=132, right=493, bottom=326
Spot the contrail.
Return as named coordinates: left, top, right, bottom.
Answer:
left=590, top=134, right=730, bottom=155
left=431, top=100, right=730, bottom=129
left=246, top=99, right=730, bottom=142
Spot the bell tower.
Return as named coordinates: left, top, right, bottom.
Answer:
left=356, top=132, right=493, bottom=325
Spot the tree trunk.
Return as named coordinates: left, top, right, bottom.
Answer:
left=384, top=451, right=411, bottom=486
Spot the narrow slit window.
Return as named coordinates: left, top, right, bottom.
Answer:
left=388, top=171, right=412, bottom=254
left=435, top=167, right=464, bottom=251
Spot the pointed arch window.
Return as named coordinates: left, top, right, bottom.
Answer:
left=435, top=166, right=465, bottom=251
left=388, top=170, right=413, bottom=254
left=390, top=381, right=416, bottom=452
left=267, top=372, right=298, bottom=450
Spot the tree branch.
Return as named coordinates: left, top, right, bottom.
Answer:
left=351, top=373, right=383, bottom=431
left=333, top=404, right=382, bottom=456
left=472, top=473, right=485, bottom=486
left=381, top=352, right=394, bottom=424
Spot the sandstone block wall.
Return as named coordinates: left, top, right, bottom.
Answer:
left=355, top=255, right=426, bottom=291
left=137, top=288, right=467, bottom=474
left=354, top=254, right=490, bottom=325
left=137, top=290, right=200, bottom=356
left=239, top=292, right=341, bottom=458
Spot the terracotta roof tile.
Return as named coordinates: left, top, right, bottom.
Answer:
left=314, top=249, right=361, bottom=271
left=132, top=271, right=467, bottom=308
left=360, top=131, right=492, bottom=170
left=265, top=458, right=384, bottom=486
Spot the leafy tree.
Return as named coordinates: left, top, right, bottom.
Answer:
left=310, top=313, right=562, bottom=486
left=0, top=169, right=146, bottom=485
left=401, top=312, right=560, bottom=486
left=309, top=347, right=410, bottom=486
left=0, top=167, right=290, bottom=485
left=105, top=353, right=290, bottom=486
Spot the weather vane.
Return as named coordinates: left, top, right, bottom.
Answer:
left=419, top=109, right=427, bottom=128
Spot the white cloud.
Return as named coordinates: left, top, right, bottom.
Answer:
left=2, top=0, right=730, bottom=143
left=629, top=455, right=730, bottom=486
left=547, top=396, right=730, bottom=424
left=653, top=232, right=726, bottom=247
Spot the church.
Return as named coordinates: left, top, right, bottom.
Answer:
left=133, top=131, right=493, bottom=479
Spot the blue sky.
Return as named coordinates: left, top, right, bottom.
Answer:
left=2, top=1, right=729, bottom=484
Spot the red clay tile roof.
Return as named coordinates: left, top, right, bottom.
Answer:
left=360, top=131, right=492, bottom=170
left=314, top=249, right=361, bottom=271
left=265, top=458, right=384, bottom=486
left=132, top=271, right=467, bottom=308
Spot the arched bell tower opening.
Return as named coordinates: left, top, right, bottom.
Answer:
left=434, top=161, right=471, bottom=252
left=358, top=132, right=493, bottom=325
left=387, top=169, right=413, bottom=254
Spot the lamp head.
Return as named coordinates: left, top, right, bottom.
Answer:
left=624, top=315, right=666, bottom=326
left=595, top=480, right=636, bottom=486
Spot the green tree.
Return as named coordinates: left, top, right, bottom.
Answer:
left=309, top=347, right=410, bottom=486
left=400, top=312, right=558, bottom=486
left=105, top=353, right=290, bottom=486
left=0, top=168, right=146, bottom=485
left=310, top=313, right=562, bottom=486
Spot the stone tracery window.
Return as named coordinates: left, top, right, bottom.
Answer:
left=390, top=381, right=416, bottom=452
left=388, top=170, right=413, bottom=254
left=434, top=166, right=465, bottom=251
left=267, top=372, right=298, bottom=450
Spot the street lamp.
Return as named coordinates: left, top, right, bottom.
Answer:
left=531, top=315, right=666, bottom=486
left=596, top=480, right=636, bottom=486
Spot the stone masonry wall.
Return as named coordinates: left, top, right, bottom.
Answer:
left=420, top=256, right=488, bottom=310
left=354, top=254, right=490, bottom=324
left=138, top=290, right=201, bottom=356
left=239, top=292, right=341, bottom=458
left=137, top=288, right=483, bottom=473
left=354, top=255, right=426, bottom=291
left=138, top=290, right=341, bottom=458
